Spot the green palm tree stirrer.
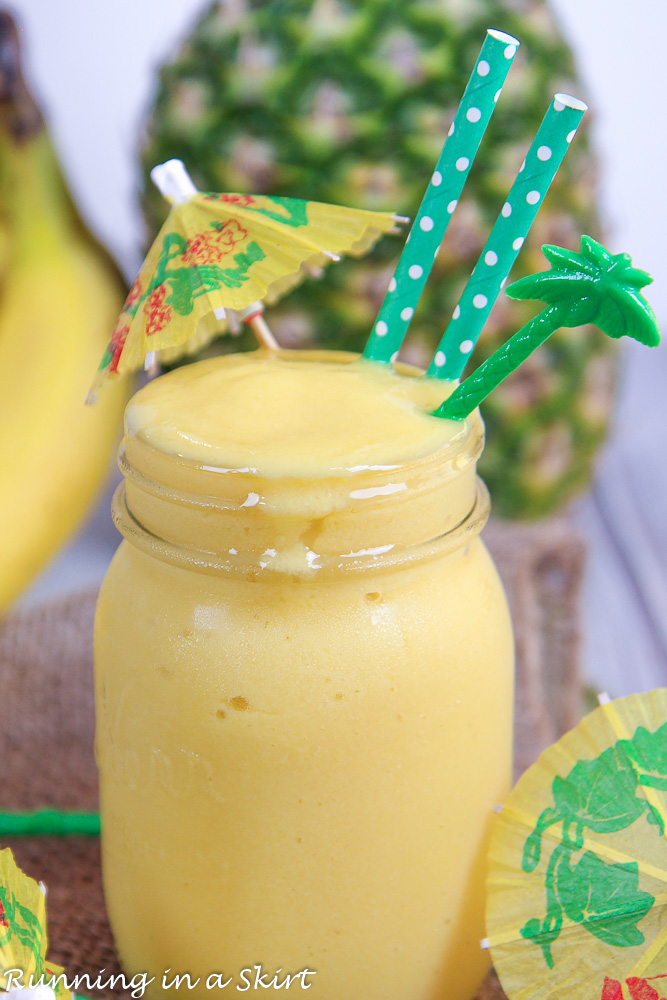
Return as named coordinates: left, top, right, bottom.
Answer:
left=434, top=236, right=660, bottom=422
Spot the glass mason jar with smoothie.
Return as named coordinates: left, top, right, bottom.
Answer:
left=91, top=29, right=636, bottom=1000
left=94, top=349, right=514, bottom=1000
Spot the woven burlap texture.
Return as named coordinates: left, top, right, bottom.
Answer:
left=0, top=518, right=585, bottom=999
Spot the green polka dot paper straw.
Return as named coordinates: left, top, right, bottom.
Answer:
left=363, top=28, right=520, bottom=364
left=428, top=93, right=587, bottom=380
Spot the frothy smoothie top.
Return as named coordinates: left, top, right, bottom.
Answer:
left=125, top=350, right=465, bottom=478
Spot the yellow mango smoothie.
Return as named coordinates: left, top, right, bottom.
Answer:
left=94, top=350, right=514, bottom=1000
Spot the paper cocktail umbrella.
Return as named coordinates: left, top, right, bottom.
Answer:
left=91, top=159, right=400, bottom=391
left=485, top=689, right=667, bottom=1000
left=0, top=848, right=69, bottom=998
left=434, top=237, right=660, bottom=420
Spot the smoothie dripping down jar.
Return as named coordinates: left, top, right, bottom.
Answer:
left=94, top=349, right=514, bottom=1000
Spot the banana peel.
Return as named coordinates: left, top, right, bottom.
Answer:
left=0, top=12, right=130, bottom=613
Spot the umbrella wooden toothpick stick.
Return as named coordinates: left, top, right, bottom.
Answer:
left=234, top=301, right=279, bottom=352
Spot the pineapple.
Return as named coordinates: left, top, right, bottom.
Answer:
left=140, top=0, right=615, bottom=519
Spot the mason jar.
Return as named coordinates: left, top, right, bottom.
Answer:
left=94, top=350, right=514, bottom=1000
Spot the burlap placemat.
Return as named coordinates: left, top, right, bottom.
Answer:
left=0, top=518, right=586, bottom=999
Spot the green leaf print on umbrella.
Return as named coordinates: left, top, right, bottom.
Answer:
left=521, top=849, right=655, bottom=969
left=518, top=720, right=667, bottom=969
left=523, top=729, right=667, bottom=878
left=486, top=690, right=667, bottom=1000
left=434, top=237, right=660, bottom=421
left=556, top=853, right=652, bottom=949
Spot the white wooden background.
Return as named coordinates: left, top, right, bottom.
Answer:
left=12, top=0, right=667, bottom=698
left=576, top=340, right=667, bottom=695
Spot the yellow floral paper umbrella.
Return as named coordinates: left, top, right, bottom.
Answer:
left=0, top=848, right=69, bottom=998
left=92, top=159, right=401, bottom=390
left=486, top=689, right=667, bottom=1000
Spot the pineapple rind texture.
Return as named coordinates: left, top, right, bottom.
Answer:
left=140, top=0, right=615, bottom=519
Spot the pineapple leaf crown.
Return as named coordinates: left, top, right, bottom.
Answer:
left=506, top=236, right=660, bottom=347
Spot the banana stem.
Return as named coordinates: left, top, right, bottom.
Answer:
left=434, top=304, right=562, bottom=420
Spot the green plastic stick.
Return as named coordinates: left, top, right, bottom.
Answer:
left=428, top=94, right=587, bottom=380
left=363, top=28, right=519, bottom=364
left=0, top=809, right=101, bottom=836
left=434, top=237, right=660, bottom=421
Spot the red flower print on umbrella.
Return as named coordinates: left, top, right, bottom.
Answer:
left=602, top=975, right=667, bottom=1000
left=182, top=220, right=248, bottom=266
left=144, top=284, right=172, bottom=337
left=208, top=193, right=256, bottom=207
left=98, top=320, right=130, bottom=380
left=126, top=277, right=142, bottom=307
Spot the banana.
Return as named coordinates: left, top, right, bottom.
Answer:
left=0, top=12, right=130, bottom=613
